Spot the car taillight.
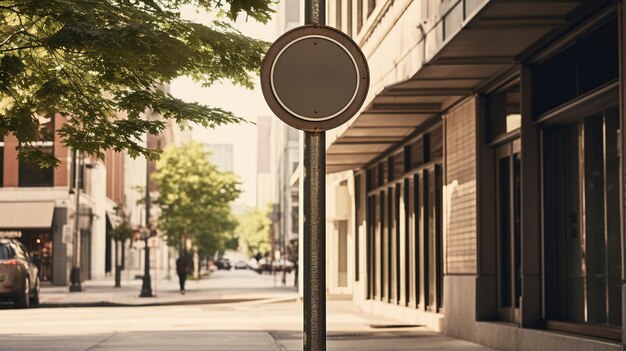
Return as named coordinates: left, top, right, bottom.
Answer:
left=1, top=259, right=19, bottom=266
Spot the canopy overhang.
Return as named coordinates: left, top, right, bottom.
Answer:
left=327, top=0, right=592, bottom=174
left=0, top=202, right=55, bottom=229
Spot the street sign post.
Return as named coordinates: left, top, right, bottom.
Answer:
left=260, top=1, right=369, bottom=350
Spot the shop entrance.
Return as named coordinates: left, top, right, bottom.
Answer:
left=21, top=231, right=53, bottom=282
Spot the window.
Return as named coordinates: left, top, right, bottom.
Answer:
left=496, top=140, right=521, bottom=322
left=19, top=116, right=54, bottom=187
left=0, top=244, right=14, bottom=259
left=544, top=107, right=622, bottom=338
left=532, top=16, right=618, bottom=117
left=365, top=126, right=444, bottom=312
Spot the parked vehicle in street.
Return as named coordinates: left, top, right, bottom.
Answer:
left=0, top=239, right=40, bottom=308
left=216, top=258, right=231, bottom=270
left=234, top=260, right=248, bottom=270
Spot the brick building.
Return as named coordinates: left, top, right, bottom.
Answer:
left=322, top=1, right=626, bottom=350
left=0, top=114, right=126, bottom=285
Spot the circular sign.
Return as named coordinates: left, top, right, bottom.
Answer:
left=261, top=25, right=369, bottom=132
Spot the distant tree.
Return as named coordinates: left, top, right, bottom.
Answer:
left=152, top=142, right=240, bottom=257
left=236, top=206, right=271, bottom=258
left=110, top=207, right=132, bottom=287
left=0, top=0, right=272, bottom=167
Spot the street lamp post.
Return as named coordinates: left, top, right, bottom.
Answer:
left=139, top=155, right=153, bottom=298
left=69, top=150, right=82, bottom=292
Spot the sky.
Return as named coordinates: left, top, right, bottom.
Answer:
left=169, top=6, right=280, bottom=209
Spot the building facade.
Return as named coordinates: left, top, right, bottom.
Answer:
left=0, top=114, right=125, bottom=285
left=324, top=0, right=626, bottom=350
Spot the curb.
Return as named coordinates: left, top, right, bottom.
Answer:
left=37, top=296, right=298, bottom=309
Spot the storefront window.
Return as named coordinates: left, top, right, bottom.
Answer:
left=365, top=126, right=444, bottom=312
left=543, top=107, right=622, bottom=337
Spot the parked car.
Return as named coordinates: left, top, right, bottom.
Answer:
left=234, top=260, right=248, bottom=270
left=216, top=258, right=231, bottom=270
left=0, top=239, right=40, bottom=308
left=253, top=258, right=271, bottom=274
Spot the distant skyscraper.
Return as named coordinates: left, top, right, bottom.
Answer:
left=256, top=116, right=271, bottom=209
left=204, top=144, right=234, bottom=173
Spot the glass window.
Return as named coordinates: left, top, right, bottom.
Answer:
left=578, top=17, right=618, bottom=95
left=410, top=137, right=424, bottom=170
left=532, top=45, right=578, bottom=117
left=532, top=16, right=618, bottom=117
left=543, top=107, right=622, bottom=330
left=19, top=117, right=54, bottom=187
left=429, top=129, right=443, bottom=162
left=0, top=244, right=14, bottom=259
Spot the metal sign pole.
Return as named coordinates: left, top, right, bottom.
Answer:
left=303, top=132, right=326, bottom=351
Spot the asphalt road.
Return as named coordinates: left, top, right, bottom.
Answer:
left=0, top=271, right=496, bottom=351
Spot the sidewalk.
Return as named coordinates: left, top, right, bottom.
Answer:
left=39, top=270, right=299, bottom=307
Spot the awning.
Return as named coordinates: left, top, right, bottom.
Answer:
left=327, top=0, right=592, bottom=173
left=0, top=202, right=55, bottom=229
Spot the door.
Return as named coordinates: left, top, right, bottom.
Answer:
left=496, top=139, right=521, bottom=323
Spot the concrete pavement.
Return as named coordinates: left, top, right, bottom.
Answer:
left=39, top=269, right=298, bottom=307
left=0, top=270, right=500, bottom=350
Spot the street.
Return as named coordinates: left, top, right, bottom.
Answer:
left=0, top=270, right=496, bottom=351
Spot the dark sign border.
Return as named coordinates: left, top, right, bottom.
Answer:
left=261, top=25, right=370, bottom=132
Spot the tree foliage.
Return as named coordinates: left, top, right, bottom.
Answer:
left=236, top=206, right=271, bottom=257
left=153, top=142, right=240, bottom=256
left=110, top=208, right=133, bottom=242
left=0, top=0, right=272, bottom=167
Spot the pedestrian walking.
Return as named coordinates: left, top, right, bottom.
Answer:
left=176, top=252, right=189, bottom=295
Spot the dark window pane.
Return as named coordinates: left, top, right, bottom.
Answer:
left=532, top=45, right=577, bottom=117
left=0, top=244, right=14, bottom=259
left=410, top=138, right=424, bottom=170
left=499, top=156, right=511, bottom=308
left=578, top=17, right=618, bottom=95
left=380, top=161, right=388, bottom=185
left=367, top=167, right=377, bottom=191
left=19, top=146, right=53, bottom=187
left=513, top=154, right=521, bottom=308
left=394, top=152, right=404, bottom=179
left=429, top=129, right=443, bottom=161
left=427, top=169, right=436, bottom=309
